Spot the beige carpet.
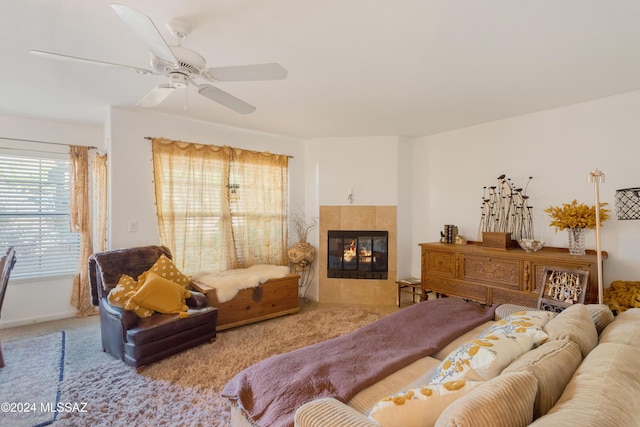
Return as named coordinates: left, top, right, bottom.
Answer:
left=54, top=305, right=385, bottom=426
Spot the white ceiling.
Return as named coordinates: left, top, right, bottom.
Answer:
left=2, top=0, right=640, bottom=139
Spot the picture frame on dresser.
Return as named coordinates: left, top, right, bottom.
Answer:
left=537, top=266, right=589, bottom=313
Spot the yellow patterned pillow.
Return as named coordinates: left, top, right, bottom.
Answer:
left=107, top=274, right=154, bottom=318
left=480, top=310, right=554, bottom=346
left=127, top=272, right=191, bottom=317
left=137, top=254, right=191, bottom=287
left=369, top=380, right=482, bottom=427
left=430, top=333, right=534, bottom=384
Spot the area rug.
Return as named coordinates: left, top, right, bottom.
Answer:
left=54, top=306, right=384, bottom=426
left=0, top=332, right=65, bottom=427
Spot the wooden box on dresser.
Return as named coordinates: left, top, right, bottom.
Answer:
left=420, top=242, right=606, bottom=307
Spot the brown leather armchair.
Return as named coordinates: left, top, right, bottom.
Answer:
left=89, top=245, right=217, bottom=368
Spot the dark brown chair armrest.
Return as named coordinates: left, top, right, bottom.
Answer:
left=186, top=290, right=208, bottom=308
left=100, top=298, right=138, bottom=330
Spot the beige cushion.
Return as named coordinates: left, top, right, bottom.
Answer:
left=430, top=333, right=534, bottom=384
left=543, top=304, right=598, bottom=358
left=599, top=308, right=640, bottom=349
left=586, top=304, right=615, bottom=335
left=529, top=342, right=640, bottom=426
left=503, top=339, right=582, bottom=419
left=295, top=398, right=379, bottom=427
left=369, top=380, right=481, bottom=427
left=434, top=371, right=538, bottom=427
left=495, top=303, right=543, bottom=320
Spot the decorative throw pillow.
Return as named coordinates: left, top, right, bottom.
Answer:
left=502, top=339, right=582, bottom=419
left=480, top=310, right=554, bottom=346
left=137, top=254, right=191, bottom=287
left=107, top=274, right=137, bottom=306
left=107, top=274, right=154, bottom=318
left=369, top=380, right=482, bottom=427
left=434, top=371, right=538, bottom=427
left=599, top=307, right=640, bottom=349
left=127, top=272, right=191, bottom=317
left=430, top=333, right=534, bottom=384
left=586, top=304, right=615, bottom=335
left=543, top=303, right=598, bottom=358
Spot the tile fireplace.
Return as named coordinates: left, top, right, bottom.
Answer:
left=319, top=205, right=397, bottom=305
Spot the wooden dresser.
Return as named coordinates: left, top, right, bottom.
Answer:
left=420, top=242, right=606, bottom=307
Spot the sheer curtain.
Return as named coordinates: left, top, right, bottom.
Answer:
left=92, top=152, right=108, bottom=252
left=151, top=138, right=289, bottom=273
left=230, top=148, right=289, bottom=267
left=69, top=145, right=97, bottom=317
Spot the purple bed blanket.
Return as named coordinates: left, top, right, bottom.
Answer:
left=222, top=298, right=497, bottom=427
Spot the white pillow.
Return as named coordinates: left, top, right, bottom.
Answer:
left=430, top=333, right=534, bottom=384
left=369, top=380, right=482, bottom=427
left=480, top=310, right=554, bottom=346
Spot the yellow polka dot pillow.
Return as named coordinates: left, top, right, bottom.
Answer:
left=107, top=274, right=154, bottom=318
left=126, top=272, right=191, bottom=318
left=479, top=310, right=554, bottom=346
left=137, top=253, right=191, bottom=287
left=430, top=333, right=534, bottom=384
left=369, top=379, right=482, bottom=427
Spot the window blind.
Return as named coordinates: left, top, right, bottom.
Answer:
left=0, top=151, right=80, bottom=278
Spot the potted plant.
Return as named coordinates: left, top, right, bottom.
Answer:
left=287, top=210, right=317, bottom=272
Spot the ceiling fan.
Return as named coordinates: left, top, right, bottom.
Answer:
left=31, top=3, right=287, bottom=114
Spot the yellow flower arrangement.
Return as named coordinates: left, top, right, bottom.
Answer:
left=544, top=199, right=610, bottom=231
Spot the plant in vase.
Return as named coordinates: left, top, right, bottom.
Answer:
left=287, top=210, right=318, bottom=272
left=544, top=199, right=610, bottom=255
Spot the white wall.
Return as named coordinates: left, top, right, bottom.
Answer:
left=0, top=113, right=103, bottom=327
left=5, top=89, right=640, bottom=326
left=410, top=90, right=640, bottom=286
left=107, top=108, right=305, bottom=250
left=315, top=136, right=400, bottom=206
left=301, top=135, right=412, bottom=300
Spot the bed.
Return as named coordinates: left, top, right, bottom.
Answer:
left=222, top=298, right=498, bottom=426
left=191, top=265, right=300, bottom=331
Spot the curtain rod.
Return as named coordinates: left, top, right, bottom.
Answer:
left=0, top=136, right=97, bottom=150
left=144, top=136, right=294, bottom=158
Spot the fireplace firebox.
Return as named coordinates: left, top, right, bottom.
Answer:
left=327, top=230, right=388, bottom=279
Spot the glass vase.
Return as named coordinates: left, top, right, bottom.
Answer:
left=567, top=227, right=586, bottom=255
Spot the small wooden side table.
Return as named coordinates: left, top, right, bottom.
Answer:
left=397, top=278, right=422, bottom=307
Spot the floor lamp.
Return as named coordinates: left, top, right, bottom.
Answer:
left=588, top=169, right=605, bottom=304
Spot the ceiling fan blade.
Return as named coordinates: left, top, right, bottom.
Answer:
left=30, top=50, right=153, bottom=74
left=111, top=3, right=177, bottom=65
left=197, top=84, right=256, bottom=114
left=136, top=84, right=176, bottom=107
left=202, top=63, right=287, bottom=82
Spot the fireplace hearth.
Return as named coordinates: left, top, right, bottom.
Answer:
left=327, top=230, right=388, bottom=279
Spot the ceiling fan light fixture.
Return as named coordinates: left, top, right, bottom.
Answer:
left=169, top=72, right=188, bottom=88
left=166, top=19, right=192, bottom=40
left=32, top=4, right=285, bottom=114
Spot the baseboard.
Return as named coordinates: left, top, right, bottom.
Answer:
left=0, top=310, right=77, bottom=329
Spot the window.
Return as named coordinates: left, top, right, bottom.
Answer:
left=151, top=139, right=288, bottom=274
left=0, top=150, right=80, bottom=278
